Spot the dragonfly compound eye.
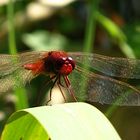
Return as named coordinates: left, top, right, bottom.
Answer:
left=55, top=57, right=75, bottom=75
left=55, top=57, right=66, bottom=70
left=67, top=57, right=75, bottom=70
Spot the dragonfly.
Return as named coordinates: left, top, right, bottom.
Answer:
left=0, top=51, right=140, bottom=106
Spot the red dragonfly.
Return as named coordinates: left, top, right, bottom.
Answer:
left=0, top=51, right=140, bottom=106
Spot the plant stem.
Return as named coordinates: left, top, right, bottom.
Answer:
left=7, top=0, right=17, bottom=54
left=84, top=0, right=99, bottom=52
left=7, top=0, right=28, bottom=110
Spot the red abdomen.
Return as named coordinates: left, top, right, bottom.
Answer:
left=23, top=60, right=45, bottom=75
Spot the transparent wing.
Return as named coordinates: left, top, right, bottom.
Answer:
left=68, top=52, right=140, bottom=79
left=0, top=51, right=48, bottom=76
left=0, top=68, right=36, bottom=93
left=0, top=51, right=48, bottom=93
left=69, top=67, right=140, bottom=106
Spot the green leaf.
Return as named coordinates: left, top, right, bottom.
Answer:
left=2, top=103, right=121, bottom=140
left=96, top=12, right=135, bottom=58
left=22, top=31, right=68, bottom=51
left=96, top=12, right=126, bottom=41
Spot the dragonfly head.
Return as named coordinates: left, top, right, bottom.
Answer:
left=55, top=56, right=75, bottom=75
left=44, top=51, right=75, bottom=75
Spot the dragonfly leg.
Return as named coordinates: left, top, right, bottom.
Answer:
left=63, top=76, right=78, bottom=102
left=36, top=75, right=57, bottom=105
left=58, top=75, right=67, bottom=88
left=46, top=75, right=58, bottom=105
left=57, top=81, right=67, bottom=102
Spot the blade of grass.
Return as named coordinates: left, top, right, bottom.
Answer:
left=7, top=0, right=16, bottom=54
left=80, top=0, right=99, bottom=100
left=7, top=0, right=28, bottom=109
left=96, top=12, right=136, bottom=58
left=83, top=0, right=99, bottom=53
